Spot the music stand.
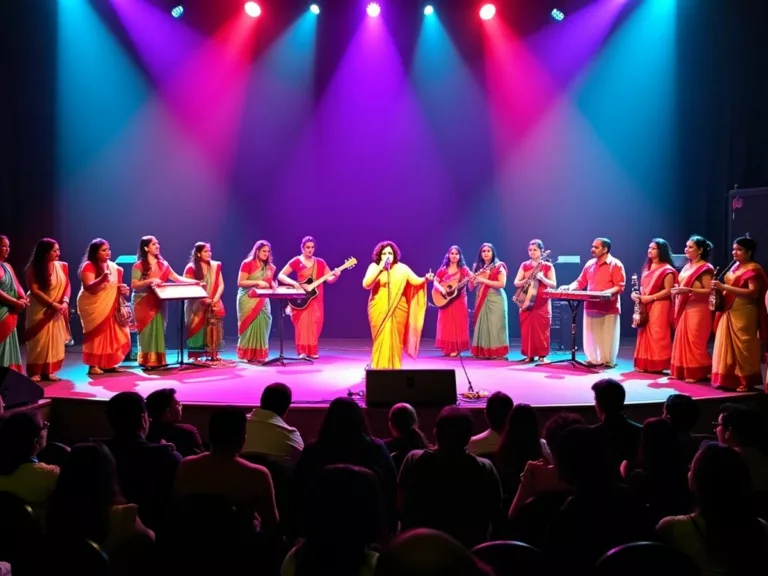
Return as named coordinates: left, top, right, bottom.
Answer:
left=152, top=283, right=208, bottom=370
left=253, top=287, right=313, bottom=367
left=542, top=298, right=596, bottom=372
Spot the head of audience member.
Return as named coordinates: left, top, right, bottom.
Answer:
left=543, top=412, right=586, bottom=455
left=663, top=394, right=700, bottom=435
left=635, top=417, right=685, bottom=476
left=484, top=391, right=514, bottom=434
left=46, top=443, right=123, bottom=545
left=209, top=408, right=247, bottom=456
left=434, top=407, right=473, bottom=454
left=388, top=403, right=429, bottom=448
left=317, top=397, right=371, bottom=446
left=689, top=442, right=767, bottom=570
left=145, top=388, right=182, bottom=426
left=716, top=404, right=765, bottom=449
left=0, top=412, right=49, bottom=475
left=374, top=529, right=493, bottom=576
left=105, top=392, right=149, bottom=439
left=260, top=382, right=293, bottom=419
left=552, top=425, right=613, bottom=491
left=496, top=404, right=543, bottom=475
left=299, top=465, right=384, bottom=576
left=591, top=378, right=626, bottom=420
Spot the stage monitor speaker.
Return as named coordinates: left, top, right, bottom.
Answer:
left=365, top=369, right=457, bottom=409
left=0, top=367, right=45, bottom=410
left=729, top=188, right=767, bottom=270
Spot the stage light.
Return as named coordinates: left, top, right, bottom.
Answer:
left=424, top=5, right=434, bottom=15
left=244, top=2, right=261, bottom=17
left=479, top=4, right=496, bottom=20
left=310, top=3, right=320, bottom=14
left=171, top=5, right=184, bottom=18
left=366, top=2, right=381, bottom=17
left=551, top=8, right=565, bottom=21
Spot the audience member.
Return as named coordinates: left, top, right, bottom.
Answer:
left=173, top=407, right=279, bottom=533
left=398, top=406, right=502, bottom=549
left=591, top=378, right=642, bottom=473
left=382, top=403, right=429, bottom=472
left=663, top=393, right=705, bottom=465
left=494, top=403, right=545, bottom=503
left=282, top=465, right=383, bottom=576
left=657, top=442, right=768, bottom=576
left=294, top=398, right=398, bottom=533
left=468, top=391, right=513, bottom=456
left=374, top=529, right=493, bottom=576
left=243, top=382, right=304, bottom=464
left=103, top=391, right=181, bottom=529
left=46, top=443, right=154, bottom=560
left=623, top=417, right=692, bottom=523
left=145, top=388, right=203, bottom=457
left=715, top=403, right=768, bottom=491
left=0, top=411, right=58, bottom=516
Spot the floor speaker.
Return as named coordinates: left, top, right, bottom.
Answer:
left=0, top=367, right=45, bottom=409
left=365, top=369, right=457, bottom=408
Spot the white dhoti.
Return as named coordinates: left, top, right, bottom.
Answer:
left=583, top=312, right=620, bottom=366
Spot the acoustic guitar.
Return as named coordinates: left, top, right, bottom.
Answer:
left=288, top=257, right=357, bottom=311
left=431, top=263, right=493, bottom=309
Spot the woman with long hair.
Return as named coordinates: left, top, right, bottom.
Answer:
left=237, top=240, right=276, bottom=363
left=710, top=237, right=768, bottom=391
left=0, top=235, right=28, bottom=372
left=670, top=236, right=715, bottom=382
left=24, top=238, right=71, bottom=381
left=470, top=242, right=509, bottom=359
left=277, top=236, right=343, bottom=359
left=512, top=239, right=556, bottom=363
left=494, top=404, right=545, bottom=503
left=632, top=238, right=678, bottom=373
left=433, top=245, right=471, bottom=357
left=184, top=242, right=225, bottom=360
left=362, top=241, right=434, bottom=369
left=657, top=442, right=768, bottom=575
left=131, top=235, right=198, bottom=369
left=383, top=403, right=429, bottom=472
left=77, top=238, right=131, bottom=374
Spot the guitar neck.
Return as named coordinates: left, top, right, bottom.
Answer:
left=308, top=271, right=337, bottom=290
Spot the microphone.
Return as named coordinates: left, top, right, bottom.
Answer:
left=384, top=257, right=391, bottom=270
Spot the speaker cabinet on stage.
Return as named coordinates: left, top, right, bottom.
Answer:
left=729, top=188, right=768, bottom=269
left=0, top=367, right=45, bottom=409
left=365, top=369, right=457, bottom=408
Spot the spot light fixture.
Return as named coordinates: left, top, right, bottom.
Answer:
left=479, top=4, right=496, bottom=21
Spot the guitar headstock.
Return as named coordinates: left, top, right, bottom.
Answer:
left=342, top=257, right=358, bottom=270
left=542, top=250, right=552, bottom=260
left=631, top=273, right=639, bottom=290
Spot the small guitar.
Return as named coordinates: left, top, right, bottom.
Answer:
left=431, top=263, right=493, bottom=309
left=631, top=273, right=648, bottom=328
left=288, top=257, right=357, bottom=311
left=512, top=250, right=552, bottom=310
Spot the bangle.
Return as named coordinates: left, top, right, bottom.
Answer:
left=63, top=297, right=70, bottom=304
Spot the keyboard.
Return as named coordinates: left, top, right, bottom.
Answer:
left=543, top=289, right=612, bottom=302
left=251, top=286, right=306, bottom=298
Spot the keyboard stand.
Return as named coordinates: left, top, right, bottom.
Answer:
left=541, top=299, right=597, bottom=372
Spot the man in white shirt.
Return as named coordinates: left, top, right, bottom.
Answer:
left=467, top=392, right=513, bottom=457
left=243, top=382, right=304, bottom=463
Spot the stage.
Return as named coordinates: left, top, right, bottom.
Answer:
left=42, top=338, right=758, bottom=408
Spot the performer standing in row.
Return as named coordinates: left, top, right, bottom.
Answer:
left=277, top=236, right=342, bottom=360
left=24, top=238, right=71, bottom=381
left=670, top=236, right=714, bottom=382
left=131, top=235, right=197, bottom=369
left=470, top=242, right=509, bottom=359
left=0, top=235, right=27, bottom=373
left=237, top=240, right=276, bottom=364
left=77, top=238, right=131, bottom=375
left=184, top=242, right=225, bottom=360
left=433, top=245, right=471, bottom=357
left=561, top=237, right=625, bottom=368
left=632, top=238, right=677, bottom=373
left=363, top=241, right=434, bottom=369
left=710, top=237, right=768, bottom=391
left=513, top=239, right=556, bottom=363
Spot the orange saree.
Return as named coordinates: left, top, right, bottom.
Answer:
left=670, top=263, right=714, bottom=382
left=633, top=264, right=677, bottom=372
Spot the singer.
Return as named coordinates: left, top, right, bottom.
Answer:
left=362, top=241, right=435, bottom=369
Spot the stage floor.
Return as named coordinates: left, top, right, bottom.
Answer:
left=40, top=339, right=759, bottom=408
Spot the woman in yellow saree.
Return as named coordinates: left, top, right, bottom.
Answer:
left=711, top=237, right=768, bottom=392
left=362, top=241, right=435, bottom=369
left=24, top=238, right=71, bottom=382
left=77, top=238, right=131, bottom=375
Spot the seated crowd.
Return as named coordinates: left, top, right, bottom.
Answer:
left=0, top=379, right=767, bottom=575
